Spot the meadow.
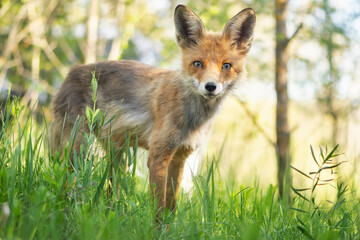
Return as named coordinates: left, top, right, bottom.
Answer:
left=0, top=90, right=359, bottom=240
left=1, top=0, right=360, bottom=239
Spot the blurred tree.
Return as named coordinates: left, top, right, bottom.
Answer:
left=291, top=0, right=359, bottom=146
left=0, top=0, right=66, bottom=101
left=316, top=0, right=350, bottom=146
left=85, top=0, right=99, bottom=64
left=274, top=0, right=302, bottom=200
left=0, top=0, right=159, bottom=107
left=107, top=0, right=126, bottom=60
left=275, top=0, right=290, bottom=200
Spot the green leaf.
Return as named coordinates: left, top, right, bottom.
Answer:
left=100, top=111, right=105, bottom=126
left=333, top=198, right=345, bottom=211
left=93, top=109, right=100, bottom=122
left=291, top=185, right=310, bottom=202
left=104, top=114, right=116, bottom=126
left=310, top=145, right=320, bottom=167
left=91, top=72, right=98, bottom=93
left=292, top=187, right=311, bottom=192
left=297, top=226, right=316, bottom=240
left=86, top=106, right=93, bottom=123
left=324, top=144, right=339, bottom=163
left=93, top=158, right=111, bottom=205
left=91, top=72, right=98, bottom=103
left=334, top=218, right=344, bottom=229
left=290, top=165, right=313, bottom=180
left=312, top=177, right=320, bottom=193
left=320, top=146, right=325, bottom=161
left=290, top=207, right=307, bottom=213
left=320, top=162, right=343, bottom=170
left=0, top=102, right=13, bottom=141
left=296, top=216, right=307, bottom=227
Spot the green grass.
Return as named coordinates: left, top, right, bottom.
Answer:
left=0, top=97, right=359, bottom=239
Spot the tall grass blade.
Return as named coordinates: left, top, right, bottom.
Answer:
left=0, top=102, right=13, bottom=141
left=291, top=186, right=309, bottom=202
left=290, top=207, right=307, bottom=213
left=297, top=226, right=315, bottom=240
left=310, top=145, right=320, bottom=167
left=290, top=166, right=313, bottom=180
left=93, top=159, right=111, bottom=205
left=320, top=162, right=343, bottom=170
left=323, top=144, right=339, bottom=163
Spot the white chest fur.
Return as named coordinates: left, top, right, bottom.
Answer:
left=182, top=119, right=214, bottom=150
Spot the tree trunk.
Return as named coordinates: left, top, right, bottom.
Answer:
left=85, top=0, right=100, bottom=64
left=275, top=0, right=291, bottom=200
left=108, top=0, right=125, bottom=60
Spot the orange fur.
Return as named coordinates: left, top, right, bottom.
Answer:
left=51, top=5, right=256, bottom=215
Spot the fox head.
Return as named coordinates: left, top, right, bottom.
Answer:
left=174, top=5, right=256, bottom=99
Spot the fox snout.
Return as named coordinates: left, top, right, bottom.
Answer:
left=192, top=63, right=228, bottom=99
left=198, top=81, right=223, bottom=98
left=205, top=82, right=217, bottom=92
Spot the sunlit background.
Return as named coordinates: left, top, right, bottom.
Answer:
left=1, top=0, right=360, bottom=198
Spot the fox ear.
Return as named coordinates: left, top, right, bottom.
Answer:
left=223, top=8, right=256, bottom=54
left=174, top=5, right=206, bottom=48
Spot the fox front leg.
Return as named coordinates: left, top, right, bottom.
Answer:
left=165, top=146, right=193, bottom=210
left=148, top=137, right=178, bottom=210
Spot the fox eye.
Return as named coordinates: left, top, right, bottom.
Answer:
left=222, top=63, right=232, bottom=70
left=193, top=61, right=203, bottom=68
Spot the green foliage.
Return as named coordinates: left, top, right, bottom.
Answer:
left=290, top=145, right=355, bottom=239
left=85, top=72, right=101, bottom=131
left=0, top=99, right=359, bottom=239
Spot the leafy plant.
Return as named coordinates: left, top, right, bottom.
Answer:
left=290, top=145, right=351, bottom=239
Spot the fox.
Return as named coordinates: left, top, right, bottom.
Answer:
left=51, top=5, right=256, bottom=212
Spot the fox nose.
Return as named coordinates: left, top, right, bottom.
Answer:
left=205, top=82, right=217, bottom=92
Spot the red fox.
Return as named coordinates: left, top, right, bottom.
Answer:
left=52, top=5, right=255, bottom=211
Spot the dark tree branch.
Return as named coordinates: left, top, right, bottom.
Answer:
left=286, top=23, right=303, bottom=46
